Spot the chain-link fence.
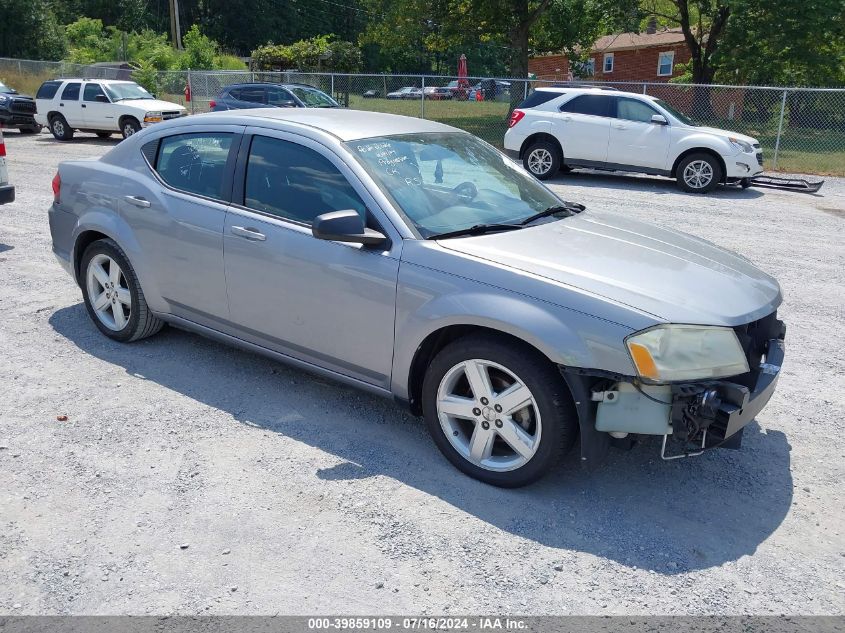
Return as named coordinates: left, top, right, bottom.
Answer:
left=2, top=57, right=843, bottom=176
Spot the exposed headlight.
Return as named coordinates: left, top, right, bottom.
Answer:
left=729, top=137, right=754, bottom=153
left=625, top=325, right=749, bottom=383
left=143, top=111, right=163, bottom=123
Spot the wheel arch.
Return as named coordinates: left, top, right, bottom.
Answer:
left=671, top=147, right=727, bottom=183
left=519, top=133, right=563, bottom=162
left=73, top=229, right=111, bottom=283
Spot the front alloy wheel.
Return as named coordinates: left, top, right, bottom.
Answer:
left=437, top=359, right=542, bottom=472
left=422, top=334, right=577, bottom=487
left=677, top=153, right=721, bottom=193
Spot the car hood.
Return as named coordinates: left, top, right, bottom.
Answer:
left=437, top=211, right=781, bottom=326
left=687, top=125, right=758, bottom=145
left=118, top=99, right=186, bottom=112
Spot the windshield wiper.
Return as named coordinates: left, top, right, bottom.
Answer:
left=519, top=202, right=585, bottom=226
left=428, top=223, right=523, bottom=240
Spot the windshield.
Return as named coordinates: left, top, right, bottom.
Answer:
left=655, top=99, right=696, bottom=126
left=347, top=132, right=567, bottom=238
left=103, top=82, right=154, bottom=101
left=0, top=81, right=13, bottom=94
left=288, top=86, right=338, bottom=108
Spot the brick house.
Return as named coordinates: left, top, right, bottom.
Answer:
left=529, top=27, right=690, bottom=83
left=529, top=27, right=747, bottom=121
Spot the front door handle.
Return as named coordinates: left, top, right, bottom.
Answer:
left=124, top=195, right=151, bottom=208
left=613, top=123, right=628, bottom=129
left=81, top=104, right=87, bottom=108
left=231, top=226, right=266, bottom=241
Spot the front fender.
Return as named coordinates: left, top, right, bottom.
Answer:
left=391, top=260, right=637, bottom=401
left=671, top=132, right=738, bottom=165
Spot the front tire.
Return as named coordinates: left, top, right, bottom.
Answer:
left=422, top=334, right=577, bottom=487
left=50, top=115, right=73, bottom=140
left=676, top=152, right=722, bottom=193
left=523, top=140, right=561, bottom=180
left=120, top=117, right=141, bottom=139
left=80, top=239, right=164, bottom=342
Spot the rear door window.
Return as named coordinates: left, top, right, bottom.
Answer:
left=61, top=82, right=81, bottom=101
left=559, top=94, right=612, bottom=117
left=154, top=133, right=235, bottom=200
left=237, top=87, right=266, bottom=104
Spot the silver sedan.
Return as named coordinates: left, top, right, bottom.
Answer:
left=48, top=109, right=785, bottom=486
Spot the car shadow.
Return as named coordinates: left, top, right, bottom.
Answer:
left=35, top=134, right=120, bottom=146
left=547, top=170, right=767, bottom=199
left=0, top=243, right=13, bottom=254
left=49, top=303, right=794, bottom=574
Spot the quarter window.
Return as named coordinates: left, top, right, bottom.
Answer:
left=61, top=82, right=81, bottom=101
left=603, top=53, right=614, bottom=73
left=658, top=51, right=675, bottom=76
left=155, top=133, right=234, bottom=200
left=560, top=94, right=612, bottom=117
left=244, top=135, right=366, bottom=225
left=517, top=90, right=562, bottom=109
left=36, top=81, right=61, bottom=99
left=616, top=97, right=659, bottom=123
left=83, top=83, right=107, bottom=102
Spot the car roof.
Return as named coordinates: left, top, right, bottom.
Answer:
left=534, top=86, right=657, bottom=101
left=223, top=82, right=325, bottom=90
left=193, top=108, right=458, bottom=141
left=48, top=79, right=136, bottom=84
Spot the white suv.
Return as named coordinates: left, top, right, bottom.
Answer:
left=504, top=87, right=763, bottom=193
left=35, top=79, right=187, bottom=141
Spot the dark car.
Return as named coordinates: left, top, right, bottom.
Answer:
left=362, top=89, right=380, bottom=99
left=0, top=80, right=41, bottom=133
left=210, top=83, right=339, bottom=111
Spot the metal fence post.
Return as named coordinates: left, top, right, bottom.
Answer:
left=772, top=90, right=787, bottom=169
left=331, top=74, right=335, bottom=100
left=188, top=70, right=194, bottom=115
left=642, top=83, right=647, bottom=95
left=421, top=75, right=425, bottom=119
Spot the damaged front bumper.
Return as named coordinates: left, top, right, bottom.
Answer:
left=562, top=313, right=786, bottom=465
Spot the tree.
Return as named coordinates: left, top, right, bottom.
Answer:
left=0, top=0, right=66, bottom=60
left=251, top=35, right=362, bottom=73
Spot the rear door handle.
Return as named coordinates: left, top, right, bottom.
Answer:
left=231, top=226, right=266, bottom=241
left=81, top=104, right=87, bottom=108
left=124, top=195, right=151, bottom=208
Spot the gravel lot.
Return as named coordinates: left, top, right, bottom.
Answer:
left=1, top=129, right=843, bottom=616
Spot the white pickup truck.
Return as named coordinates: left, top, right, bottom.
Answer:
left=504, top=87, right=764, bottom=193
left=35, top=79, right=187, bottom=140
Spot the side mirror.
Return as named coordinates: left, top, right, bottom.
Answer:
left=95, top=94, right=109, bottom=103
left=312, top=210, right=387, bottom=247
left=651, top=114, right=668, bottom=125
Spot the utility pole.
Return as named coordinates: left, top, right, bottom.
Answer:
left=169, top=0, right=183, bottom=50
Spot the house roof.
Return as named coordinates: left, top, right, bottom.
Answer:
left=592, top=28, right=686, bottom=53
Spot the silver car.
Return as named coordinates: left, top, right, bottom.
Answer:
left=48, top=109, right=785, bottom=487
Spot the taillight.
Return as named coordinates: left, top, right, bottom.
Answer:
left=508, top=110, right=526, bottom=128
left=209, top=99, right=216, bottom=109
left=0, top=135, right=6, bottom=157
left=52, top=172, right=61, bottom=203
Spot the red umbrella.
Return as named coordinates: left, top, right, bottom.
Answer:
left=457, top=54, right=469, bottom=99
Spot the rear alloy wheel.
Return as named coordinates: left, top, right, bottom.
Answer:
left=81, top=239, right=163, bottom=342
left=677, top=153, right=722, bottom=193
left=523, top=140, right=561, bottom=180
left=422, top=334, right=577, bottom=487
left=50, top=115, right=73, bottom=141
left=121, top=118, right=141, bottom=139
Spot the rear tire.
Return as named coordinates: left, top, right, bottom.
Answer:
left=80, top=239, right=164, bottom=343
left=49, top=115, right=73, bottom=141
left=676, top=152, right=722, bottom=193
left=422, top=333, right=577, bottom=487
left=523, top=140, right=561, bottom=180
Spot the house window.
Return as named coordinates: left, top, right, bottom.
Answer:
left=603, top=53, right=614, bottom=73
left=657, top=51, right=675, bottom=76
